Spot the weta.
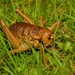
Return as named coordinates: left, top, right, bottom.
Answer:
left=0, top=9, right=63, bottom=66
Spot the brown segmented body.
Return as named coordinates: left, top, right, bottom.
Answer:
left=9, top=22, right=52, bottom=48
left=9, top=22, right=43, bottom=38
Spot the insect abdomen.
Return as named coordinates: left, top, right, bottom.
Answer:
left=9, top=22, right=44, bottom=39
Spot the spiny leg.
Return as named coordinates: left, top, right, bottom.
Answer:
left=0, top=20, right=20, bottom=48
left=16, top=9, right=36, bottom=25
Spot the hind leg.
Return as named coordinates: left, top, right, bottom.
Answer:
left=16, top=9, right=36, bottom=25
left=0, top=20, right=20, bottom=48
left=0, top=45, right=30, bottom=64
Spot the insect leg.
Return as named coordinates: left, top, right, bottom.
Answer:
left=40, top=16, right=43, bottom=27
left=42, top=45, right=48, bottom=66
left=0, top=46, right=30, bottom=64
left=16, top=9, right=36, bottom=25
left=10, top=45, right=30, bottom=54
left=49, top=22, right=63, bottom=32
left=0, top=20, right=20, bottom=48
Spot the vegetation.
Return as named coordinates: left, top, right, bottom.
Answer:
left=0, top=0, right=75, bottom=75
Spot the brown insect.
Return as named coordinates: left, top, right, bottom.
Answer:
left=0, top=9, right=63, bottom=66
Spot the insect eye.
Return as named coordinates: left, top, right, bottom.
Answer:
left=48, top=36, right=51, bottom=40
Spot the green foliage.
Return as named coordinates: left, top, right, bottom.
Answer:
left=0, top=0, right=75, bottom=75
